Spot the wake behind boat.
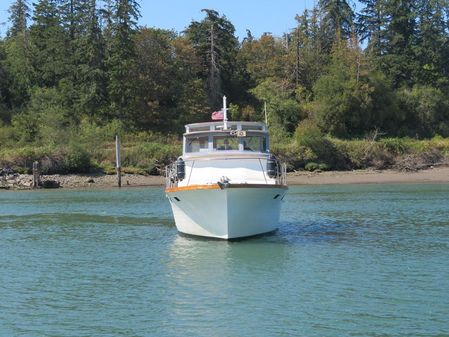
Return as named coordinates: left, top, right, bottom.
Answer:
left=165, top=97, right=287, bottom=239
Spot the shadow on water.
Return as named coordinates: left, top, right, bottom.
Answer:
left=270, top=219, right=359, bottom=245
left=174, top=219, right=358, bottom=246
left=177, top=229, right=278, bottom=242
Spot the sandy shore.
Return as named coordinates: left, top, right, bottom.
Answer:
left=287, top=166, right=449, bottom=185
left=1, top=166, right=449, bottom=190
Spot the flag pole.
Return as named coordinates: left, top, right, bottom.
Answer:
left=223, top=96, right=228, bottom=130
left=264, top=102, right=268, bottom=127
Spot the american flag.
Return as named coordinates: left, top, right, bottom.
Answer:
left=211, top=110, right=224, bottom=121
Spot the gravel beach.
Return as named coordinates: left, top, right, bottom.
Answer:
left=2, top=166, right=449, bottom=190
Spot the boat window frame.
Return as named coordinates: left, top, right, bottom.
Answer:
left=183, top=130, right=269, bottom=154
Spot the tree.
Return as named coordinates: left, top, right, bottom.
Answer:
left=59, top=0, right=107, bottom=121
left=4, top=0, right=33, bottom=114
left=238, top=33, right=286, bottom=85
left=381, top=0, right=418, bottom=87
left=185, top=9, right=239, bottom=109
left=0, top=40, right=12, bottom=123
left=7, top=0, right=30, bottom=37
left=313, top=40, right=399, bottom=137
left=251, top=79, right=303, bottom=135
left=286, top=9, right=328, bottom=93
left=318, top=0, right=355, bottom=49
left=29, top=0, right=68, bottom=88
left=104, top=0, right=141, bottom=123
left=397, top=85, right=449, bottom=137
left=413, top=0, right=449, bottom=89
left=357, top=0, right=388, bottom=55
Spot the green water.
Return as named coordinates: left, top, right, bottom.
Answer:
left=1, top=184, right=448, bottom=337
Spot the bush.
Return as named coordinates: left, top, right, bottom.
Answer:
left=318, top=163, right=330, bottom=171
left=295, top=119, right=323, bottom=149
left=62, top=145, right=92, bottom=173
left=380, top=138, right=408, bottom=155
left=305, top=162, right=319, bottom=171
left=331, top=139, right=393, bottom=169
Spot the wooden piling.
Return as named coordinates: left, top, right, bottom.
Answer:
left=116, top=135, right=121, bottom=188
left=32, top=161, right=39, bottom=189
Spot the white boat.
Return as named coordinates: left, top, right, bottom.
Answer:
left=165, top=97, right=287, bottom=239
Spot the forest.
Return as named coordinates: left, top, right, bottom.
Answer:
left=1, top=0, right=449, bottom=174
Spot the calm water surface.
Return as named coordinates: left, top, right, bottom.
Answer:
left=1, top=184, right=448, bottom=337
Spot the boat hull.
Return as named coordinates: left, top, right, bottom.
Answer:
left=166, top=185, right=287, bottom=239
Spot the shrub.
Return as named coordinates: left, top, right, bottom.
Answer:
left=62, top=145, right=92, bottom=173
left=318, top=163, right=330, bottom=171
left=380, top=138, right=408, bottom=155
left=305, top=162, right=319, bottom=171
left=295, top=119, right=323, bottom=149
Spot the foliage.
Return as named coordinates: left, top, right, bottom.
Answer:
left=62, top=144, right=92, bottom=173
left=304, top=162, right=318, bottom=171
left=396, top=85, right=449, bottom=137
left=251, top=79, right=303, bottom=134
left=1, top=0, right=449, bottom=175
left=185, top=9, right=239, bottom=109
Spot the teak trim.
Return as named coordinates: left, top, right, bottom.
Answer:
left=165, top=183, right=288, bottom=193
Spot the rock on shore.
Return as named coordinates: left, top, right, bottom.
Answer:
left=0, top=173, right=165, bottom=190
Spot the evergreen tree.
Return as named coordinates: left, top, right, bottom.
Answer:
left=185, top=9, right=239, bottom=109
left=286, top=9, right=328, bottom=93
left=0, top=40, right=12, bottom=123
left=29, top=0, right=68, bottom=87
left=357, top=0, right=388, bottom=55
left=104, top=0, right=140, bottom=123
left=7, top=0, right=30, bottom=37
left=4, top=0, right=33, bottom=112
left=413, top=0, right=449, bottom=89
left=319, top=0, right=355, bottom=49
left=59, top=0, right=107, bottom=121
left=382, top=0, right=418, bottom=87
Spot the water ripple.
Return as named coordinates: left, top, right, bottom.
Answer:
left=1, top=185, right=449, bottom=336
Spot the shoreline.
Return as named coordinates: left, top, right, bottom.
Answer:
left=287, top=166, right=449, bottom=185
left=1, top=166, right=449, bottom=190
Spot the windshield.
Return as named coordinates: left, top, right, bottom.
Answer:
left=186, top=136, right=209, bottom=153
left=213, top=136, right=239, bottom=151
left=184, top=133, right=268, bottom=153
left=243, top=136, right=267, bottom=152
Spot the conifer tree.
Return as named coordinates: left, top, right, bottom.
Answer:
left=4, top=0, right=33, bottom=111
left=104, top=0, right=140, bottom=122
left=185, top=9, right=239, bottom=109
left=357, top=0, right=388, bottom=55
left=414, top=0, right=449, bottom=88
left=382, top=0, right=417, bottom=87
left=7, top=0, right=30, bottom=37
left=29, top=0, right=68, bottom=87
left=318, top=0, right=354, bottom=49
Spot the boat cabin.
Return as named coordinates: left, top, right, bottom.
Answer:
left=183, top=121, right=269, bottom=156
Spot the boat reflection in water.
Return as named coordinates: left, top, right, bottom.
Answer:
left=165, top=97, right=287, bottom=239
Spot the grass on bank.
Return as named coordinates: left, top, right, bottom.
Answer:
left=1, top=120, right=449, bottom=175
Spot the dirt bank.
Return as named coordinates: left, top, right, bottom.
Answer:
left=1, top=167, right=449, bottom=190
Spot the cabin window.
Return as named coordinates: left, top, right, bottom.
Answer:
left=242, top=125, right=264, bottom=131
left=243, top=136, right=267, bottom=152
left=186, top=136, right=209, bottom=153
left=213, top=136, right=239, bottom=151
left=189, top=126, right=210, bottom=132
